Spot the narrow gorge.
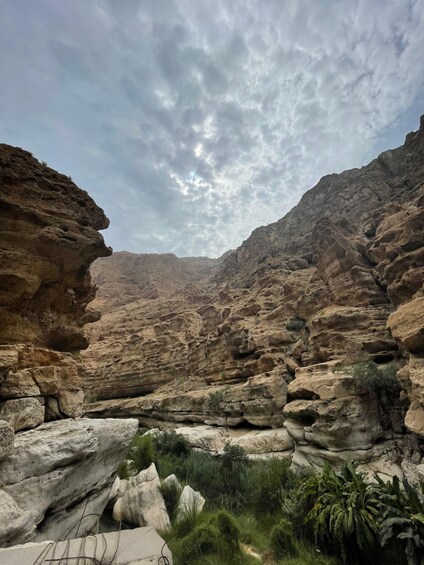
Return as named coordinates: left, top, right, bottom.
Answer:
left=82, top=117, right=424, bottom=482
left=0, top=115, right=423, bottom=557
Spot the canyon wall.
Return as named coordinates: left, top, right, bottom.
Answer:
left=0, top=145, right=138, bottom=546
left=83, top=117, right=424, bottom=480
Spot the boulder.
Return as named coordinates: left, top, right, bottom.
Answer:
left=0, top=527, right=173, bottom=565
left=0, top=398, right=44, bottom=431
left=230, top=428, right=293, bottom=455
left=176, top=485, right=205, bottom=520
left=0, top=418, right=139, bottom=546
left=113, top=463, right=170, bottom=533
left=162, top=474, right=181, bottom=491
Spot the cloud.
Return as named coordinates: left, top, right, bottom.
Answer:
left=0, top=0, right=423, bottom=257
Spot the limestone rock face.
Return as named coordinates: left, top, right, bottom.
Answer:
left=0, top=345, right=86, bottom=430
left=284, top=363, right=387, bottom=452
left=83, top=116, right=424, bottom=472
left=0, top=146, right=138, bottom=548
left=172, top=425, right=294, bottom=458
left=0, top=144, right=111, bottom=350
left=91, top=251, right=220, bottom=313
left=0, top=398, right=44, bottom=432
left=0, top=526, right=173, bottom=565
left=0, top=421, right=14, bottom=458
left=0, top=147, right=113, bottom=432
left=0, top=418, right=138, bottom=546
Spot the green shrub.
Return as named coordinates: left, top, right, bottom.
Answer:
left=210, top=509, right=240, bottom=552
left=208, top=390, right=225, bottom=413
left=155, top=431, right=189, bottom=457
left=155, top=452, right=187, bottom=479
left=346, top=361, right=400, bottom=395
left=280, top=483, right=314, bottom=541
left=179, top=523, right=220, bottom=563
left=173, top=503, right=202, bottom=538
left=117, top=459, right=135, bottom=479
left=301, top=462, right=380, bottom=563
left=270, top=518, right=298, bottom=559
left=161, top=479, right=182, bottom=523
left=236, top=513, right=269, bottom=552
left=184, top=450, right=223, bottom=504
left=221, top=443, right=248, bottom=470
left=247, top=458, right=293, bottom=517
left=377, top=475, right=424, bottom=565
left=127, top=433, right=155, bottom=473
left=220, top=444, right=249, bottom=511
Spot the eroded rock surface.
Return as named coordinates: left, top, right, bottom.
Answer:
left=0, top=144, right=111, bottom=350
left=83, top=117, right=424, bottom=475
left=0, top=418, right=138, bottom=545
left=0, top=146, right=137, bottom=548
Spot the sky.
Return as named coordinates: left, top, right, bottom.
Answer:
left=0, top=1, right=424, bottom=258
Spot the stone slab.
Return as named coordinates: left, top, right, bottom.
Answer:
left=0, top=526, right=173, bottom=564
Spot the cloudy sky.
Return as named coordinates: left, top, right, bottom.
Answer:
left=1, top=0, right=424, bottom=257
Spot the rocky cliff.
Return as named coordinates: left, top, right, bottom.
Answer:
left=0, top=145, right=138, bottom=546
left=83, top=117, right=424, bottom=481
left=91, top=251, right=220, bottom=312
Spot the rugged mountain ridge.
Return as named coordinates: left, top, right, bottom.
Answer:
left=84, top=117, right=424, bottom=479
left=91, top=251, right=220, bottom=313
left=0, top=145, right=137, bottom=546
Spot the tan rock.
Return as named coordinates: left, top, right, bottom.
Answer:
left=81, top=116, right=424, bottom=472
left=283, top=395, right=383, bottom=451
left=0, top=420, right=14, bottom=459
left=0, top=398, right=44, bottom=431
left=176, top=485, right=205, bottom=520
left=288, top=364, right=355, bottom=400
left=388, top=296, right=424, bottom=353
left=230, top=428, right=293, bottom=455
left=0, top=144, right=111, bottom=350
left=0, top=369, right=40, bottom=399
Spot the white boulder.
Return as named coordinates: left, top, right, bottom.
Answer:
left=113, top=463, right=170, bottom=533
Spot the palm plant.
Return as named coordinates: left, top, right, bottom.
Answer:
left=300, top=462, right=381, bottom=563
left=377, top=475, right=424, bottom=565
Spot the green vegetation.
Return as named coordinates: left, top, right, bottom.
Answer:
left=377, top=475, right=424, bottom=565
left=118, top=430, right=424, bottom=564
left=208, top=390, right=225, bottom=413
left=155, top=430, right=189, bottom=457
left=301, top=462, right=380, bottom=562
left=343, top=360, right=400, bottom=395
left=270, top=518, right=298, bottom=559
left=160, top=479, right=182, bottom=523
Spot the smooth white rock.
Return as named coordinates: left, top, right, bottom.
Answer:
left=0, top=418, right=139, bottom=546
left=176, top=485, right=205, bottom=520
left=113, top=463, right=170, bottom=533
left=162, top=474, right=181, bottom=491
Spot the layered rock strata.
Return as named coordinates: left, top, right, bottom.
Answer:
left=0, top=145, right=137, bottom=547
left=83, top=117, right=424, bottom=477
